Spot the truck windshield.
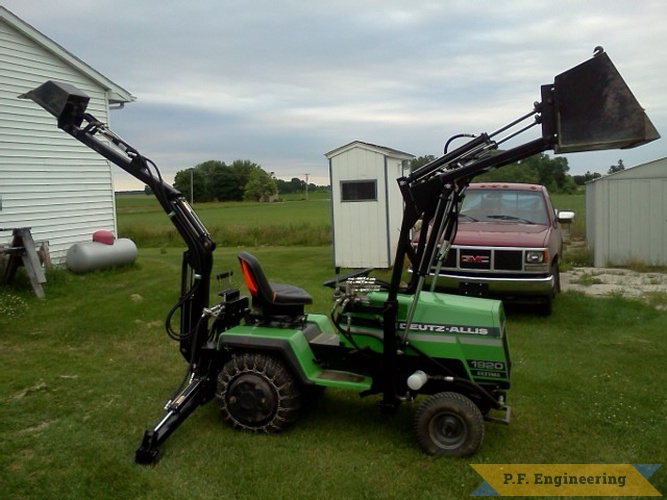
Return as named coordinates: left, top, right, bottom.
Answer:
left=460, top=189, right=549, bottom=225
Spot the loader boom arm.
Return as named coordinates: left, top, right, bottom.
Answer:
left=377, top=50, right=659, bottom=409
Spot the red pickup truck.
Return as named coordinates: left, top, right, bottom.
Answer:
left=436, top=182, right=574, bottom=315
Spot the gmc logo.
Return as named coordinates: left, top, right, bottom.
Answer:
left=461, top=255, right=490, bottom=264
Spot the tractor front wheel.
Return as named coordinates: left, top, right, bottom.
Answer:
left=217, top=352, right=302, bottom=432
left=413, top=392, right=484, bottom=457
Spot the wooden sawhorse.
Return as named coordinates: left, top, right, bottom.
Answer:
left=0, top=227, right=49, bottom=298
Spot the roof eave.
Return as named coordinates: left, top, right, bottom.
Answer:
left=325, top=140, right=414, bottom=160
left=0, top=6, right=135, bottom=104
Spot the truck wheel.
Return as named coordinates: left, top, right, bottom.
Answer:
left=217, top=352, right=301, bottom=432
left=413, top=392, right=484, bottom=457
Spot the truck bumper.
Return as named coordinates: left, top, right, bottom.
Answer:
left=435, top=272, right=554, bottom=298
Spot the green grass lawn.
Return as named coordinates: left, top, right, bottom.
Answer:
left=2, top=246, right=666, bottom=499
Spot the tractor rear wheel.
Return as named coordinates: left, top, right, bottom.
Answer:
left=413, top=392, right=484, bottom=457
left=217, top=352, right=302, bottom=432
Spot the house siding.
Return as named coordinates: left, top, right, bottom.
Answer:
left=0, top=17, right=118, bottom=263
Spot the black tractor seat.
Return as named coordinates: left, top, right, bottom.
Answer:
left=237, top=251, right=312, bottom=322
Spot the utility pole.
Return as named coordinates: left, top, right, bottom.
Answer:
left=304, top=173, right=310, bottom=201
left=190, top=168, right=194, bottom=204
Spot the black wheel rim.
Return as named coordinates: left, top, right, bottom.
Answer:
left=227, top=373, right=278, bottom=426
left=429, top=411, right=468, bottom=450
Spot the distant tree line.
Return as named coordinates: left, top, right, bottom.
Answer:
left=171, top=160, right=327, bottom=202
left=409, top=154, right=626, bottom=193
left=166, top=154, right=626, bottom=202
left=172, top=160, right=274, bottom=202
left=275, top=177, right=321, bottom=195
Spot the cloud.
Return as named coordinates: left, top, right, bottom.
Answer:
left=4, top=0, right=666, bottom=189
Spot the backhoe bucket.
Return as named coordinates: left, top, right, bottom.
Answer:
left=19, top=80, right=89, bottom=131
left=542, top=51, right=659, bottom=153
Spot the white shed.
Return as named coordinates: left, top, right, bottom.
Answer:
left=325, top=141, right=413, bottom=268
left=0, top=7, right=134, bottom=263
left=586, top=157, right=667, bottom=267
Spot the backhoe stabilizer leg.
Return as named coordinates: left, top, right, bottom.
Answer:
left=134, top=374, right=212, bottom=464
left=135, top=430, right=161, bottom=465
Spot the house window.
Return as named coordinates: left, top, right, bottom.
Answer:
left=341, top=180, right=377, bottom=201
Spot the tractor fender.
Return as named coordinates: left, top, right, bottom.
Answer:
left=426, top=376, right=503, bottom=413
left=218, top=334, right=314, bottom=387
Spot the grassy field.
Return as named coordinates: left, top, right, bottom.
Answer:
left=116, top=193, right=332, bottom=247
left=1, top=244, right=666, bottom=499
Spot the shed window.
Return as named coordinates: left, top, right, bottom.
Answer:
left=341, top=180, right=377, bottom=202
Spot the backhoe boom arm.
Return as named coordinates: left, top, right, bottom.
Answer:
left=21, top=81, right=215, bottom=361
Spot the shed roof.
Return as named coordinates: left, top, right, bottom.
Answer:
left=325, top=140, right=414, bottom=160
left=586, top=156, right=667, bottom=184
left=0, top=6, right=135, bottom=104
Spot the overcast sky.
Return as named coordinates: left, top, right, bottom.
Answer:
left=5, top=0, right=667, bottom=190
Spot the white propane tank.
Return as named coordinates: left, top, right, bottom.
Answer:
left=66, top=238, right=138, bottom=273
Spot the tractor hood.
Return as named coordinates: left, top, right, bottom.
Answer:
left=454, top=222, right=549, bottom=248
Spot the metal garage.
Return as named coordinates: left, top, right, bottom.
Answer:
left=586, top=157, right=667, bottom=266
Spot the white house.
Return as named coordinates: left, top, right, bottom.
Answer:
left=0, top=7, right=134, bottom=263
left=586, top=157, right=667, bottom=267
left=325, top=141, right=414, bottom=268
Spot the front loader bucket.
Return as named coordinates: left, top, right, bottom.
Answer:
left=542, top=50, right=659, bottom=153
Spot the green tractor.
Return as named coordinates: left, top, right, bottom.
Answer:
left=21, top=49, right=658, bottom=464
left=222, top=250, right=511, bottom=457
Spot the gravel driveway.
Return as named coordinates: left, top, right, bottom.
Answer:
left=562, top=267, right=667, bottom=308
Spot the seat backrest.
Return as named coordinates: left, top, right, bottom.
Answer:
left=238, top=251, right=274, bottom=306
